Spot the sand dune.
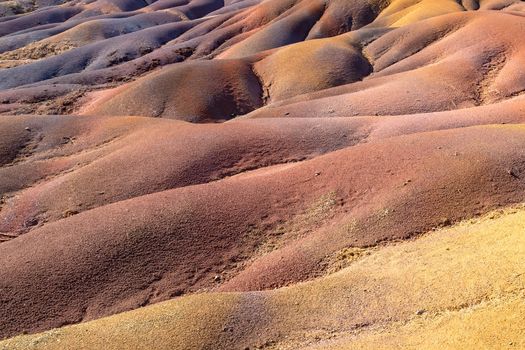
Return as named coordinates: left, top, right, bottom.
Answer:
left=2, top=205, right=525, bottom=349
left=1, top=0, right=525, bottom=348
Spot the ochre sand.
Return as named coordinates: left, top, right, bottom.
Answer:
left=2, top=205, right=524, bottom=349
left=1, top=0, right=525, bottom=348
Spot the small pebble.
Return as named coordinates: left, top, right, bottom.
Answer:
left=507, top=168, right=520, bottom=179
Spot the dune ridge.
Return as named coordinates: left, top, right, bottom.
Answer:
left=1, top=0, right=525, bottom=348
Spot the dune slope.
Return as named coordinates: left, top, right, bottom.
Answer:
left=1, top=0, right=525, bottom=348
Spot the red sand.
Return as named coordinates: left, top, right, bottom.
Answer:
left=1, top=0, right=525, bottom=345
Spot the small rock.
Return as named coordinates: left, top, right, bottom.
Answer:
left=507, top=168, right=520, bottom=179
left=213, top=275, right=221, bottom=282
left=416, top=309, right=426, bottom=315
left=24, top=127, right=31, bottom=131
left=315, top=172, right=321, bottom=176
left=24, top=218, right=39, bottom=227
left=171, top=289, right=184, bottom=297
left=61, top=136, right=73, bottom=144
left=440, top=217, right=452, bottom=226
left=63, top=209, right=79, bottom=218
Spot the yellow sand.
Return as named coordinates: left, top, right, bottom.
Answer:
left=2, top=205, right=524, bottom=349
